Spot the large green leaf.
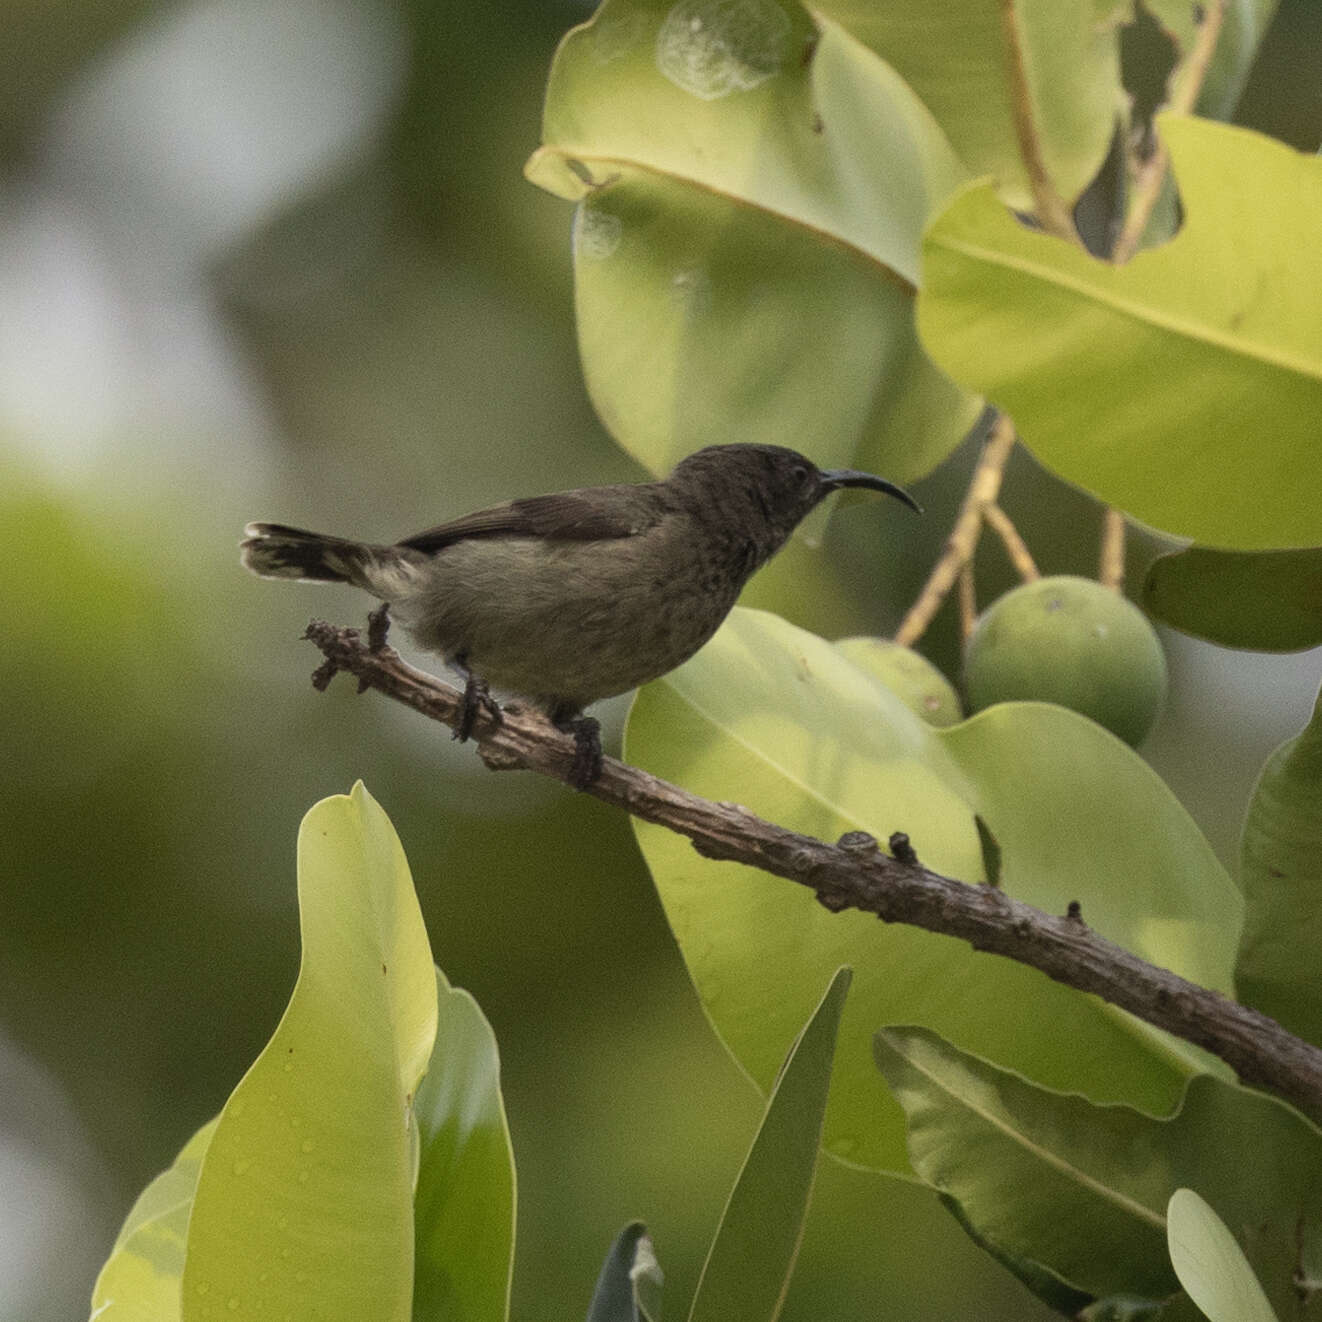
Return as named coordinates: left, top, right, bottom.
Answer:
left=412, top=968, right=517, bottom=1322
left=918, top=115, right=1322, bottom=550
left=561, top=169, right=975, bottom=488
left=811, top=0, right=1127, bottom=210
left=1167, top=1189, right=1279, bottom=1322
left=89, top=1119, right=218, bottom=1322
left=178, top=784, right=438, bottom=1322
left=874, top=1026, right=1322, bottom=1319
left=689, top=967, right=850, bottom=1322
left=1143, top=546, right=1322, bottom=653
left=527, top=0, right=978, bottom=481
left=1236, top=690, right=1322, bottom=1047
left=624, top=607, right=1240, bottom=1172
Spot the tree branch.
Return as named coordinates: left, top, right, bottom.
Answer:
left=303, top=618, right=1322, bottom=1123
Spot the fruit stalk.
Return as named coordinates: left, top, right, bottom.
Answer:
left=894, top=412, right=1028, bottom=647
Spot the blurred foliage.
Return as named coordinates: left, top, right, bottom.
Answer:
left=1, top=0, right=155, bottom=160
left=3, top=1, right=1321, bottom=1320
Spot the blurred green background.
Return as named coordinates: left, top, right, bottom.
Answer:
left=2, top=2, right=1320, bottom=1319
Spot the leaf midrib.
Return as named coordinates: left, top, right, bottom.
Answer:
left=893, top=1034, right=1169, bottom=1235
left=930, top=230, right=1322, bottom=385
left=544, top=147, right=918, bottom=292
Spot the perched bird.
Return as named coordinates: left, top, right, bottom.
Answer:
left=241, top=443, right=919, bottom=786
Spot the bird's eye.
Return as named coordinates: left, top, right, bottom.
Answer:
left=791, top=464, right=811, bottom=486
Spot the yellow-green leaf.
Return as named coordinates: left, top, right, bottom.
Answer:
left=412, top=969, right=517, bottom=1322
left=179, top=783, right=438, bottom=1322
left=89, top=1119, right=217, bottom=1322
left=812, top=0, right=1128, bottom=210
left=1167, top=1189, right=1279, bottom=1322
left=918, top=115, right=1322, bottom=549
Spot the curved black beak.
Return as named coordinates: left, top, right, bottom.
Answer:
left=820, top=468, right=923, bottom=514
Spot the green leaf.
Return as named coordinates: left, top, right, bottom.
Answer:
left=531, top=3, right=965, bottom=283
left=1143, top=546, right=1322, bottom=653
left=811, top=0, right=1129, bottom=210
left=412, top=968, right=517, bottom=1322
left=561, top=171, right=975, bottom=489
left=527, top=0, right=978, bottom=482
left=689, top=967, right=850, bottom=1322
left=1167, top=1189, right=1279, bottom=1322
left=1145, top=1, right=1280, bottom=121
left=935, top=1189, right=1095, bottom=1316
left=586, top=1223, right=663, bottom=1322
left=624, top=607, right=1240, bottom=1172
left=89, top=1119, right=218, bottom=1322
left=874, top=1026, right=1175, bottom=1302
left=1236, top=689, right=1322, bottom=1047
left=873, top=1026, right=1322, bottom=1318
left=917, top=115, right=1322, bottom=549
left=179, top=783, right=438, bottom=1322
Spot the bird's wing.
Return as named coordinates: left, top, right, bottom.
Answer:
left=397, top=487, right=660, bottom=553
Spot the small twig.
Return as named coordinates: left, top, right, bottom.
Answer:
left=984, top=503, right=1040, bottom=582
left=999, top=0, right=1078, bottom=242
left=1099, top=507, right=1127, bottom=591
left=1112, top=0, right=1227, bottom=263
left=957, top=560, right=978, bottom=641
left=298, top=619, right=1322, bottom=1123
left=894, top=413, right=1018, bottom=647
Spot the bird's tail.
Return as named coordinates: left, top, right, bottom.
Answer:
left=240, top=522, right=407, bottom=597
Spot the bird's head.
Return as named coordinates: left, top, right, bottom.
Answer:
left=671, top=443, right=920, bottom=548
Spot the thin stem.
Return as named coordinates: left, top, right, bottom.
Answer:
left=1112, top=0, right=1227, bottom=264
left=984, top=503, right=1040, bottom=582
left=999, top=0, right=1078, bottom=242
left=1099, top=507, right=1127, bottom=591
left=300, top=619, right=1322, bottom=1124
left=958, top=560, right=978, bottom=640
left=894, top=413, right=1017, bottom=648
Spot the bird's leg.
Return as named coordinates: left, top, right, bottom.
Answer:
left=549, top=701, right=603, bottom=790
left=452, top=653, right=502, bottom=742
left=366, top=601, right=392, bottom=652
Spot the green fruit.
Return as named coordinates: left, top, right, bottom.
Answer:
left=836, top=637, right=963, bottom=727
left=964, top=575, right=1168, bottom=746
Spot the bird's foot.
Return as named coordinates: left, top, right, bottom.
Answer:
left=366, top=602, right=392, bottom=652
left=552, top=709, right=603, bottom=790
left=454, top=664, right=502, bottom=743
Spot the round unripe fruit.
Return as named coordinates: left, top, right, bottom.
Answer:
left=836, top=637, right=963, bottom=727
left=963, top=575, right=1167, bottom=746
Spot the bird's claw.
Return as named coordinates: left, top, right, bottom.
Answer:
left=563, top=716, right=603, bottom=790
left=455, top=671, right=502, bottom=742
left=366, top=602, right=391, bottom=652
